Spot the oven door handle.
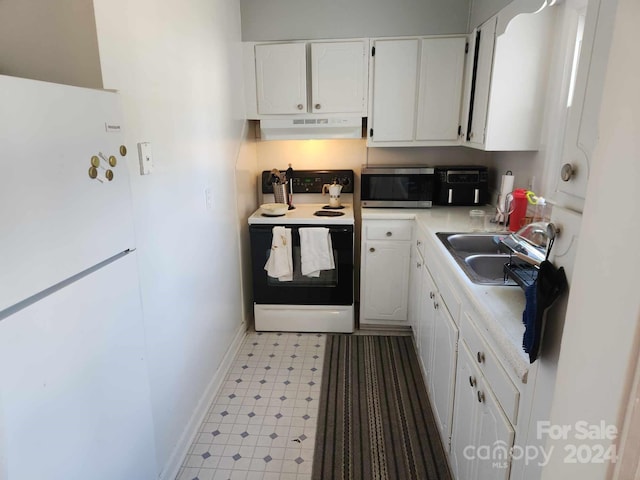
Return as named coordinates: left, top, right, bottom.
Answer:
left=250, top=225, right=352, bottom=234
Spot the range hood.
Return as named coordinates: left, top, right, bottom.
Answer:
left=259, top=117, right=363, bottom=140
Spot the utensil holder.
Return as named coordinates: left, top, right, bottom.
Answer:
left=273, top=183, right=289, bottom=204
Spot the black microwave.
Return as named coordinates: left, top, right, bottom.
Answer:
left=360, top=166, right=435, bottom=208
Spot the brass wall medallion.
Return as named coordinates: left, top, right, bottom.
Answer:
left=119, top=145, right=127, bottom=156
left=88, top=166, right=98, bottom=179
left=91, top=156, right=100, bottom=167
left=105, top=170, right=114, bottom=181
left=108, top=156, right=117, bottom=167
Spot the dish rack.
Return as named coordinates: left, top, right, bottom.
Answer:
left=503, top=261, right=538, bottom=289
left=499, top=222, right=558, bottom=290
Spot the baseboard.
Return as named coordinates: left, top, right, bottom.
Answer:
left=159, top=322, right=247, bottom=480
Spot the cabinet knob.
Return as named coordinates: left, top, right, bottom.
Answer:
left=477, top=391, right=485, bottom=403
left=369, top=247, right=375, bottom=253
left=417, top=240, right=422, bottom=246
left=386, top=231, right=392, bottom=237
left=315, top=103, right=321, bottom=109
left=477, top=351, right=485, bottom=364
left=433, top=301, right=439, bottom=310
left=297, top=104, right=304, bottom=110
left=469, top=132, right=474, bottom=139
left=560, top=163, right=575, bottom=182
left=417, top=262, right=422, bottom=268
left=429, top=291, right=434, bottom=299
left=469, top=376, right=476, bottom=388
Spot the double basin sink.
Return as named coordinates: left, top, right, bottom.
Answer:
left=436, top=232, right=516, bottom=286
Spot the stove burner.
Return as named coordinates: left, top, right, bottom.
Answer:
left=314, top=211, right=345, bottom=217
left=322, top=205, right=345, bottom=210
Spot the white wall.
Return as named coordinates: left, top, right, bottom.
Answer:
left=542, top=0, right=640, bottom=476
left=469, top=0, right=513, bottom=29
left=92, top=0, right=250, bottom=477
left=240, top=0, right=471, bottom=41
left=0, top=0, right=103, bottom=89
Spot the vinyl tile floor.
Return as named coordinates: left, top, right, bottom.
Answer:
left=176, top=331, right=326, bottom=480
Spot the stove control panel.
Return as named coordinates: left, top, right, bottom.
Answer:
left=262, top=169, right=354, bottom=194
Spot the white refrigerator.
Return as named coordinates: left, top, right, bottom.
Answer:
left=0, top=76, right=157, bottom=479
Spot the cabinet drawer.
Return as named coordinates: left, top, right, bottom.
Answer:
left=460, top=312, right=519, bottom=424
left=365, top=221, right=413, bottom=241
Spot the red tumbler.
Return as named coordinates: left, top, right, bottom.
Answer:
left=508, top=188, right=528, bottom=232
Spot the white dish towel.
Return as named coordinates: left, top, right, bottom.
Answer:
left=299, top=227, right=335, bottom=277
left=264, top=226, right=292, bottom=281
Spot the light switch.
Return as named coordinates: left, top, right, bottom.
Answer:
left=137, top=142, right=153, bottom=175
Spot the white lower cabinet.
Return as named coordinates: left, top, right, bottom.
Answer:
left=418, top=265, right=437, bottom=378
left=429, top=294, right=459, bottom=448
left=416, top=255, right=459, bottom=449
left=451, top=341, right=515, bottom=480
left=360, top=220, right=413, bottom=326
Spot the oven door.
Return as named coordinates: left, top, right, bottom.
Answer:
left=250, top=224, right=354, bottom=306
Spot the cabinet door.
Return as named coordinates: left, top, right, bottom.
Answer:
left=466, top=16, right=497, bottom=147
left=419, top=265, right=437, bottom=382
left=553, top=0, right=616, bottom=212
left=429, top=297, right=459, bottom=449
left=369, top=39, right=419, bottom=142
left=416, top=37, right=466, bottom=141
left=255, top=43, right=307, bottom=114
left=450, top=342, right=480, bottom=480
left=408, top=246, right=424, bottom=345
left=311, top=41, right=367, bottom=114
left=475, top=375, right=515, bottom=479
left=362, top=240, right=411, bottom=322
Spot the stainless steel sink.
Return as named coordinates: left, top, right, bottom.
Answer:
left=464, top=254, right=512, bottom=284
left=444, top=233, right=503, bottom=254
left=436, top=232, right=516, bottom=286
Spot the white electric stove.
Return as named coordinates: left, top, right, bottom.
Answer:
left=248, top=170, right=355, bottom=333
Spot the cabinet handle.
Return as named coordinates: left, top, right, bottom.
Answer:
left=315, top=103, right=321, bottom=109
left=470, top=132, right=474, bottom=139
left=386, top=231, right=392, bottom=237
left=477, top=351, right=485, bottom=364
left=469, top=376, right=476, bottom=388
left=297, top=104, right=304, bottom=110
left=477, top=391, right=485, bottom=403
left=560, top=163, right=575, bottom=182
left=369, top=247, right=375, bottom=253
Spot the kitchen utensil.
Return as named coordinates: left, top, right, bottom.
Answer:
left=322, top=182, right=343, bottom=208
left=286, top=163, right=294, bottom=209
left=260, top=203, right=289, bottom=216
left=272, top=183, right=289, bottom=204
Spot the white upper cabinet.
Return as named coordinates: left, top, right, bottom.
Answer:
left=550, top=0, right=618, bottom=212
left=255, top=43, right=307, bottom=115
left=247, top=40, right=368, bottom=118
left=461, top=2, right=556, bottom=151
left=416, top=37, right=466, bottom=142
left=311, top=41, right=367, bottom=114
left=368, top=36, right=466, bottom=147
left=369, top=39, right=419, bottom=143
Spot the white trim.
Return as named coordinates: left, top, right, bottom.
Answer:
left=159, top=322, right=247, bottom=480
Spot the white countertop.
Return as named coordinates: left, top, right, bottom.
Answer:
left=362, top=206, right=530, bottom=382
